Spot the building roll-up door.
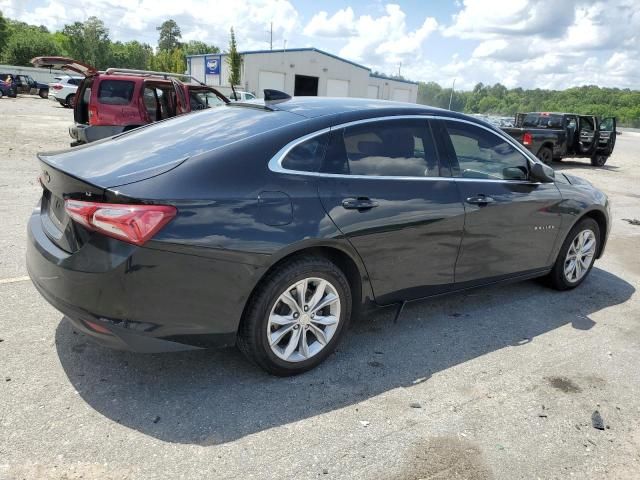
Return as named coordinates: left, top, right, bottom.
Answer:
left=326, top=79, right=350, bottom=97
left=367, top=85, right=379, bottom=99
left=258, top=71, right=286, bottom=97
left=392, top=89, right=410, bottom=102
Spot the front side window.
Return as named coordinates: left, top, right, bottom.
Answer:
left=98, top=80, right=135, bottom=105
left=281, top=133, right=329, bottom=172
left=324, top=119, right=438, bottom=177
left=445, top=121, right=529, bottom=180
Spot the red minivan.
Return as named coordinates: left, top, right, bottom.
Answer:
left=32, top=57, right=229, bottom=146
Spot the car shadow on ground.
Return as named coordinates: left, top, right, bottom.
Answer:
left=55, top=267, right=634, bottom=445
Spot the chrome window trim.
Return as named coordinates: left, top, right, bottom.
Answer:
left=267, top=114, right=545, bottom=185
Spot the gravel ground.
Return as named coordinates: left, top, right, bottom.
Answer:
left=0, top=96, right=639, bottom=480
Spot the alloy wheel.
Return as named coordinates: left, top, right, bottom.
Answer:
left=267, top=277, right=341, bottom=362
left=564, top=229, right=596, bottom=283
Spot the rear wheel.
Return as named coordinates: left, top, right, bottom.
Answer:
left=39, top=89, right=48, bottom=98
left=547, top=218, right=600, bottom=290
left=537, top=146, right=553, bottom=165
left=65, top=94, right=75, bottom=108
left=590, top=154, right=608, bottom=167
left=0, top=90, right=3, bottom=99
left=237, top=256, right=352, bottom=376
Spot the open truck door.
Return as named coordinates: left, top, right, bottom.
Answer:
left=576, top=115, right=599, bottom=156
left=598, top=117, right=616, bottom=155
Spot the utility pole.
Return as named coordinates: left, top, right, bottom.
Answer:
left=269, top=22, right=273, bottom=50
left=398, top=62, right=402, bottom=77
left=448, top=78, right=457, bottom=110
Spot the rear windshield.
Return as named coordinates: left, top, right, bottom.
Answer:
left=522, top=113, right=563, bottom=129
left=98, top=80, right=135, bottom=105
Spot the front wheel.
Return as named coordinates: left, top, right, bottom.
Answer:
left=237, top=256, right=352, bottom=376
left=547, top=218, right=600, bottom=290
left=591, top=154, right=608, bottom=167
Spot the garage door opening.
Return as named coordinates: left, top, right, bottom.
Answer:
left=294, top=75, right=319, bottom=96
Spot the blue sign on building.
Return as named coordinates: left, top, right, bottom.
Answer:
left=205, top=55, right=221, bottom=75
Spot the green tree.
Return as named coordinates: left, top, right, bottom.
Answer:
left=2, top=28, right=61, bottom=65
left=62, top=17, right=111, bottom=68
left=183, top=40, right=219, bottom=56
left=0, top=11, right=8, bottom=57
left=156, top=19, right=181, bottom=52
left=227, top=27, right=241, bottom=86
left=111, top=41, right=153, bottom=69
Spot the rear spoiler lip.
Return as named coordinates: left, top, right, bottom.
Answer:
left=36, top=151, right=189, bottom=191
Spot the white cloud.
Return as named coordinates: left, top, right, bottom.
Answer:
left=303, top=7, right=356, bottom=37
left=2, top=0, right=638, bottom=90
left=322, top=5, right=438, bottom=68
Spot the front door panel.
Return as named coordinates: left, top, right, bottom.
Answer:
left=454, top=180, right=562, bottom=283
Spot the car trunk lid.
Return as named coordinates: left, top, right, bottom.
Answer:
left=31, top=56, right=98, bottom=77
left=37, top=148, right=186, bottom=253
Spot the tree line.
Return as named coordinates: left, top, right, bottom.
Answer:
left=418, top=81, right=640, bottom=128
left=0, top=13, right=219, bottom=73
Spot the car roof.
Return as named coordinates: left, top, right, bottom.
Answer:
left=263, top=96, right=464, bottom=121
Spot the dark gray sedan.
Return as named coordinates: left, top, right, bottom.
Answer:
left=27, top=97, right=610, bottom=375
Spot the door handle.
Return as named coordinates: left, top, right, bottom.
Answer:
left=466, top=195, right=495, bottom=205
left=342, top=197, right=379, bottom=210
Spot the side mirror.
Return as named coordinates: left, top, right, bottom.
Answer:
left=503, top=166, right=528, bottom=180
left=530, top=162, right=555, bottom=183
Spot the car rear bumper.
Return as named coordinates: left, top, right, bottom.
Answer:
left=26, top=206, right=247, bottom=352
left=69, top=124, right=127, bottom=144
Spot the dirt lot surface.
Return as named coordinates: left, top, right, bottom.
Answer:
left=1, top=96, right=639, bottom=479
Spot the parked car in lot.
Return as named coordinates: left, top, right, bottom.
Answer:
left=502, top=112, right=617, bottom=166
left=31, top=57, right=229, bottom=145
left=228, top=90, right=257, bottom=101
left=0, top=73, right=49, bottom=98
left=0, top=75, right=17, bottom=98
left=48, top=75, right=84, bottom=108
left=27, top=97, right=610, bottom=375
left=0, top=74, right=18, bottom=97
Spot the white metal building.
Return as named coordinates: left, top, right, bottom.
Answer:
left=186, top=48, right=418, bottom=102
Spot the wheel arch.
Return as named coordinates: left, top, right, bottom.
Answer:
left=238, top=242, right=375, bottom=333
left=537, top=142, right=554, bottom=156
left=580, top=209, right=608, bottom=258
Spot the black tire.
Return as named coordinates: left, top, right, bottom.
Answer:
left=547, top=218, right=600, bottom=290
left=65, top=94, right=76, bottom=108
left=237, top=256, right=352, bottom=376
left=0, top=90, right=3, bottom=99
left=590, top=154, right=608, bottom=167
left=537, top=146, right=553, bottom=165
left=39, top=89, right=48, bottom=99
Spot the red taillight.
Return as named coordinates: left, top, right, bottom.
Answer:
left=52, top=84, right=63, bottom=90
left=88, top=105, right=98, bottom=125
left=522, top=132, right=533, bottom=146
left=64, top=200, right=177, bottom=246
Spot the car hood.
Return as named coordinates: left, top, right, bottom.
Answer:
left=561, top=173, right=593, bottom=187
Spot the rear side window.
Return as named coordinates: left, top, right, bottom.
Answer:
left=323, top=119, right=438, bottom=177
left=69, top=78, right=82, bottom=86
left=98, top=80, right=135, bottom=105
left=282, top=133, right=329, bottom=172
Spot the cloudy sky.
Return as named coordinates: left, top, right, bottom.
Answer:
left=2, top=0, right=639, bottom=90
